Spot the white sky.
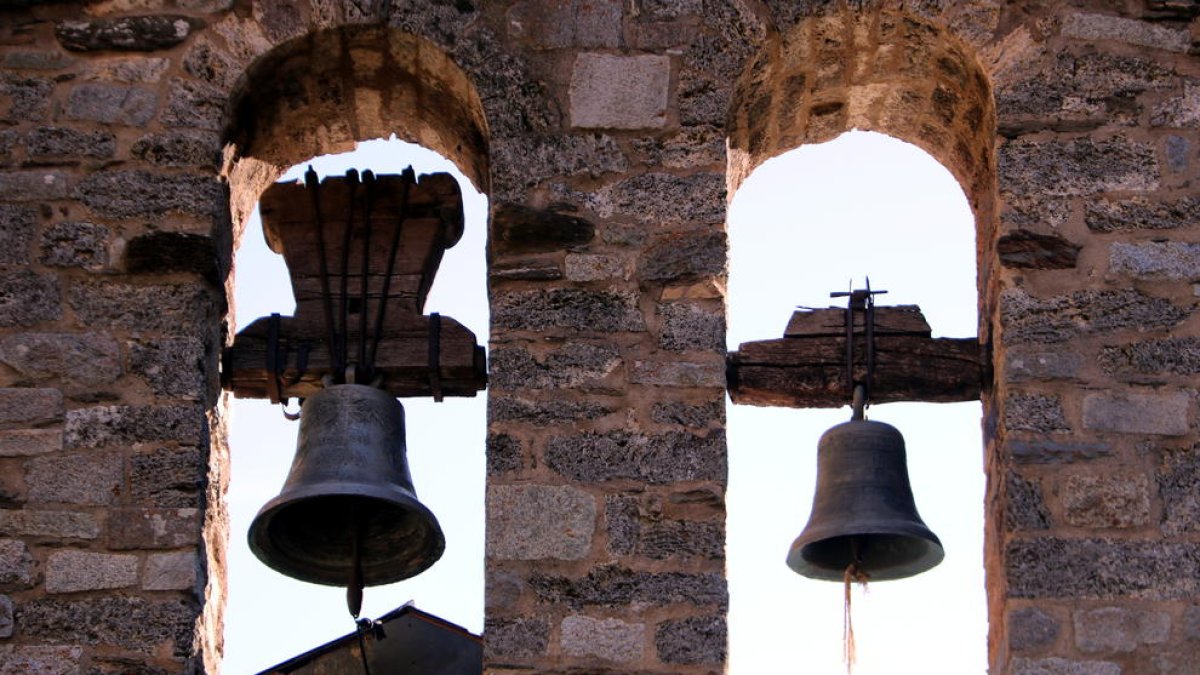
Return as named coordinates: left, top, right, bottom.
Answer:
left=223, top=131, right=985, bottom=674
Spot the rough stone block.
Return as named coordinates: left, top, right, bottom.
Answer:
left=143, top=551, right=197, bottom=590
left=1062, top=12, right=1190, bottom=53
left=2, top=50, right=72, bottom=70
left=630, top=359, right=725, bottom=387
left=0, top=170, right=70, bottom=202
left=1010, top=439, right=1111, bottom=464
left=65, top=404, right=205, bottom=448
left=0, top=271, right=60, bottom=327
left=129, top=337, right=206, bottom=400
left=40, top=221, right=110, bottom=268
left=1082, top=392, right=1189, bottom=436
left=45, top=550, right=138, bottom=593
left=1000, top=288, right=1185, bottom=344
left=1111, top=242, right=1200, bottom=280
left=491, top=134, right=625, bottom=197
left=0, top=333, right=121, bottom=385
left=0, top=204, right=34, bottom=266
left=1166, top=135, right=1189, bottom=173
left=656, top=615, right=726, bottom=665
left=1100, top=337, right=1200, bottom=377
left=0, top=387, right=62, bottom=424
left=127, top=229, right=220, bottom=275
left=561, top=614, right=644, bottom=662
left=606, top=495, right=724, bottom=559
left=0, top=429, right=62, bottom=457
left=1158, top=446, right=1200, bottom=537
left=632, top=125, right=725, bottom=169
left=108, top=507, right=200, bottom=550
left=486, top=433, right=522, bottom=475
left=484, top=616, right=548, bottom=659
left=506, top=0, right=621, bottom=49
left=1074, top=606, right=1170, bottom=653
left=492, top=289, right=645, bottom=333
left=529, top=564, right=727, bottom=609
left=489, top=257, right=562, bottom=281
left=486, top=484, right=595, bottom=560
left=0, top=74, right=53, bottom=122
left=656, top=302, right=724, bottom=352
left=640, top=231, right=726, bottom=282
left=1154, top=81, right=1200, bottom=128
left=1009, top=606, right=1060, bottom=652
left=56, top=16, right=200, bottom=52
left=0, top=509, right=99, bottom=539
left=131, top=130, right=221, bottom=167
left=545, top=429, right=725, bottom=484
left=26, top=126, right=116, bottom=159
left=82, top=56, right=170, bottom=83
left=1087, top=196, right=1200, bottom=233
left=18, top=596, right=197, bottom=654
left=77, top=170, right=222, bottom=218
left=1006, top=349, right=1083, bottom=381
left=0, top=539, right=33, bottom=587
left=1007, top=471, right=1051, bottom=530
left=570, top=53, right=669, bottom=129
left=25, top=451, right=122, bottom=505
left=1062, top=474, right=1149, bottom=529
left=489, top=395, right=613, bottom=426
left=183, top=36, right=237, bottom=88
left=131, top=446, right=204, bottom=507
left=161, top=77, right=223, bottom=131
left=0, top=646, right=84, bottom=675
left=564, top=253, right=630, bottom=282
left=1007, top=538, right=1200, bottom=600
left=1005, top=393, right=1069, bottom=433
left=999, top=231, right=1081, bottom=269
left=64, top=83, right=156, bottom=126
left=589, top=173, right=725, bottom=227
left=488, top=343, right=621, bottom=391
left=1009, top=657, right=1120, bottom=675
left=1184, top=605, right=1200, bottom=641
left=69, top=280, right=215, bottom=334
left=997, top=51, right=1173, bottom=130
left=491, top=203, right=595, bottom=253
left=1000, top=136, right=1160, bottom=197
left=0, top=595, right=11, bottom=638
left=651, top=400, right=724, bottom=428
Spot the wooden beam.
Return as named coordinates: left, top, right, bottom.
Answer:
left=784, top=305, right=931, bottom=337
left=222, top=314, right=486, bottom=400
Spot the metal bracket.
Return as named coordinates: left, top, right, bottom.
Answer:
left=830, top=280, right=887, bottom=405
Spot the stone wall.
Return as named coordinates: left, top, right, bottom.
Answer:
left=0, top=1, right=1196, bottom=673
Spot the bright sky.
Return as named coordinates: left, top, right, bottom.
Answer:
left=223, top=131, right=985, bottom=674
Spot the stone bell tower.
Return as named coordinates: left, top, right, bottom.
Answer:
left=0, top=2, right=1197, bottom=674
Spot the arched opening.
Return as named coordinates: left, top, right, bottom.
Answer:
left=724, top=7, right=998, bottom=672
left=218, top=27, right=490, bottom=672
left=726, top=130, right=983, bottom=673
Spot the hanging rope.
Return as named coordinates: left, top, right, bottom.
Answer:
left=842, top=537, right=869, bottom=675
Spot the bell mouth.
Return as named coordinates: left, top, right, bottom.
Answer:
left=786, top=531, right=944, bottom=581
left=249, top=487, right=445, bottom=587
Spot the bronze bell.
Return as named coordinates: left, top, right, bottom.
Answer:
left=787, top=417, right=943, bottom=581
left=249, top=384, right=445, bottom=588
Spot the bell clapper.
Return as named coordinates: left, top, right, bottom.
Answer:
left=347, top=505, right=365, bottom=620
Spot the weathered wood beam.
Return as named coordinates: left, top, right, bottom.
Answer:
left=222, top=314, right=486, bottom=400
left=727, top=335, right=984, bottom=409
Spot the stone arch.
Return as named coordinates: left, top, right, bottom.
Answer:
left=727, top=7, right=997, bottom=321
left=724, top=2, right=1002, bottom=666
left=221, top=25, right=490, bottom=233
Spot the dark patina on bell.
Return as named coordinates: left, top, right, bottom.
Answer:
left=249, top=383, right=445, bottom=587
left=787, top=416, right=943, bottom=581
